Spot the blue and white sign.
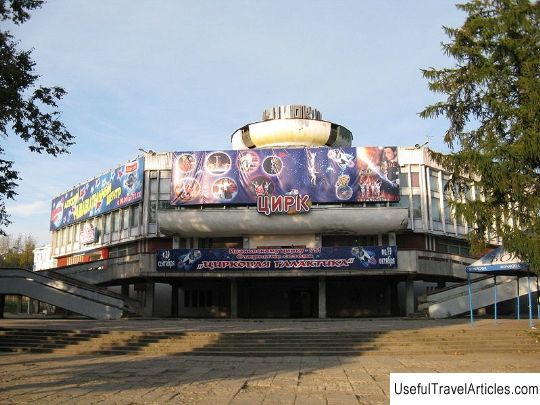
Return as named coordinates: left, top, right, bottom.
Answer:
left=156, top=246, right=398, bottom=272
left=466, top=247, right=529, bottom=274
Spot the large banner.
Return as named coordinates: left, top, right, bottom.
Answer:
left=171, top=147, right=400, bottom=206
left=156, top=246, right=397, bottom=272
left=50, top=157, right=144, bottom=230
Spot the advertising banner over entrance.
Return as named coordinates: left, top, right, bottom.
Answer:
left=156, top=246, right=398, bottom=272
left=171, top=147, right=400, bottom=206
left=50, top=157, right=144, bottom=230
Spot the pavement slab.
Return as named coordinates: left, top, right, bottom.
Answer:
left=0, top=318, right=539, bottom=404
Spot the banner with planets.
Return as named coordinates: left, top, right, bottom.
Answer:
left=156, top=246, right=398, bottom=272
left=171, top=147, right=400, bottom=206
left=50, top=157, right=144, bottom=230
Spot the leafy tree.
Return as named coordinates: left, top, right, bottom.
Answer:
left=0, top=0, right=73, bottom=235
left=420, top=0, right=540, bottom=271
left=0, top=233, right=36, bottom=269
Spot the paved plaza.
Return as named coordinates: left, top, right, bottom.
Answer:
left=1, top=318, right=539, bottom=404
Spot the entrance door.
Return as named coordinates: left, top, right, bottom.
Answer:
left=290, top=288, right=312, bottom=318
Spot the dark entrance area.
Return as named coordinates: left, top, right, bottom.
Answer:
left=177, top=279, right=230, bottom=318
left=238, top=278, right=318, bottom=318
left=290, top=288, right=313, bottom=318
left=326, top=276, right=397, bottom=317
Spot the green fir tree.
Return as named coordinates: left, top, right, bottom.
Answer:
left=420, top=0, right=540, bottom=271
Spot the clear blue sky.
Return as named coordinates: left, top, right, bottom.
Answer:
left=3, top=0, right=465, bottom=244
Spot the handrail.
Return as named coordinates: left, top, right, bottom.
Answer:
left=42, top=269, right=140, bottom=311
left=3, top=267, right=139, bottom=312
left=0, top=267, right=125, bottom=309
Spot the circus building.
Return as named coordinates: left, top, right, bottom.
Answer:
left=41, top=105, right=482, bottom=319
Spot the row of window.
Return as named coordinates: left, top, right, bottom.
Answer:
left=54, top=204, right=141, bottom=248
left=148, top=171, right=171, bottom=224
left=394, top=165, right=482, bottom=231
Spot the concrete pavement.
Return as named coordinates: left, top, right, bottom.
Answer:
left=1, top=318, right=539, bottom=404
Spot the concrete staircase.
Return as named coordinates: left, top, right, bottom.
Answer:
left=0, top=268, right=139, bottom=320
left=1, top=327, right=538, bottom=356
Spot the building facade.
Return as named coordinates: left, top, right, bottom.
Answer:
left=47, top=105, right=477, bottom=318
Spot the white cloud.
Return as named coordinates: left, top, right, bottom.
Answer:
left=6, top=200, right=51, bottom=217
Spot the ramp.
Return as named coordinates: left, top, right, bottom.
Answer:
left=0, top=268, right=136, bottom=320
left=419, top=275, right=539, bottom=318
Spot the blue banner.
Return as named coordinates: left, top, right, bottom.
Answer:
left=156, top=246, right=398, bottom=272
left=171, top=147, right=400, bottom=206
left=50, top=157, right=144, bottom=230
left=466, top=247, right=529, bottom=274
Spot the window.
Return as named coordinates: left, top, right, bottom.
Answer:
left=412, top=195, right=422, bottom=219
left=122, top=209, right=129, bottom=230
left=104, top=214, right=111, bottom=234
left=456, top=212, right=465, bottom=226
left=443, top=200, right=453, bottom=225
left=429, top=172, right=439, bottom=192
left=399, top=172, right=409, bottom=187
left=437, top=238, right=470, bottom=256
left=411, top=172, right=420, bottom=187
left=392, top=195, right=409, bottom=208
left=149, top=201, right=157, bottom=224
left=431, top=197, right=441, bottom=222
left=130, top=205, right=140, bottom=227
left=108, top=243, right=138, bottom=258
left=150, top=178, right=158, bottom=199
left=159, top=177, right=171, bottom=201
left=112, top=211, right=120, bottom=232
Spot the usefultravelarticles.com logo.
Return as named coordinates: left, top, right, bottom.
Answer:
left=390, top=373, right=540, bottom=404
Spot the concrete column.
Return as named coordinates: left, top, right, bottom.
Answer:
left=230, top=278, right=238, bottom=318
left=0, top=295, right=5, bottom=319
left=121, top=283, right=130, bottom=297
left=171, top=282, right=179, bottom=317
left=405, top=279, right=415, bottom=316
left=142, top=282, right=154, bottom=317
left=318, top=277, right=326, bottom=319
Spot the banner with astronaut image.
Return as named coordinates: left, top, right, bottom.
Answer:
left=156, top=246, right=398, bottom=272
left=50, top=157, right=144, bottom=230
left=171, top=147, right=400, bottom=206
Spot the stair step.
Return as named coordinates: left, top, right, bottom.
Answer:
left=0, top=327, right=537, bottom=357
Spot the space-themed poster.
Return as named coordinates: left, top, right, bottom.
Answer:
left=156, top=246, right=397, bottom=272
left=50, top=157, right=144, bottom=230
left=170, top=147, right=400, bottom=206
